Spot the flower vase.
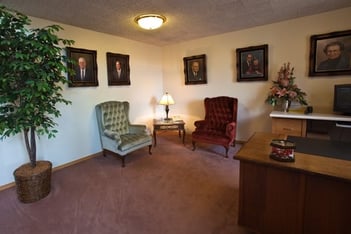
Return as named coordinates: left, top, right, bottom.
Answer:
left=282, top=100, right=291, bottom=112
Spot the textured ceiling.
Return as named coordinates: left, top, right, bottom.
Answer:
left=1, top=0, right=351, bottom=46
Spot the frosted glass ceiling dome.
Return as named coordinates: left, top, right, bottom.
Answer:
left=135, top=14, right=166, bottom=30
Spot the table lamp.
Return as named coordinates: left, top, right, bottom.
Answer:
left=159, top=92, right=175, bottom=121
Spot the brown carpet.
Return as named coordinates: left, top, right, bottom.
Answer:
left=0, top=133, right=253, bottom=234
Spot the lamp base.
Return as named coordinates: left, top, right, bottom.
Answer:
left=164, top=105, right=172, bottom=121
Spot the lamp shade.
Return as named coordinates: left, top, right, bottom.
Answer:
left=159, top=93, right=175, bottom=105
left=135, top=14, right=166, bottom=30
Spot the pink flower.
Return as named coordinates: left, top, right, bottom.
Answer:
left=288, top=91, right=297, bottom=99
left=277, top=88, right=288, bottom=98
left=265, top=62, right=308, bottom=106
left=279, top=78, right=289, bottom=87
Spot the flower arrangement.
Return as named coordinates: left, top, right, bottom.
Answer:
left=265, top=62, right=308, bottom=106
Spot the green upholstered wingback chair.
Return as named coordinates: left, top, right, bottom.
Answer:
left=95, top=101, right=152, bottom=167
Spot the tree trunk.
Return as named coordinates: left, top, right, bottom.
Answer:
left=24, top=127, right=36, bottom=167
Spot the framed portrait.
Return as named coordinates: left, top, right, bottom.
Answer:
left=66, top=47, right=98, bottom=87
left=309, top=29, right=351, bottom=77
left=106, top=52, right=130, bottom=86
left=236, top=44, right=268, bottom=82
left=183, top=54, right=207, bottom=85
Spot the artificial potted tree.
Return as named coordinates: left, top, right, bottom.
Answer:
left=0, top=6, right=74, bottom=203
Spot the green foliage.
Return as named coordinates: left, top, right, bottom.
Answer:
left=0, top=5, right=74, bottom=167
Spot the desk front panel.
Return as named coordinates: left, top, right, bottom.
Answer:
left=272, top=117, right=306, bottom=136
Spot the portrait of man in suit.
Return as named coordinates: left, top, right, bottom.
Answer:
left=236, top=44, right=268, bottom=82
left=240, top=51, right=264, bottom=77
left=184, top=54, right=207, bottom=85
left=188, top=61, right=203, bottom=81
left=112, top=60, right=127, bottom=80
left=242, top=53, right=253, bottom=75
left=74, top=57, right=93, bottom=81
left=67, top=47, right=98, bottom=87
left=107, top=52, right=130, bottom=86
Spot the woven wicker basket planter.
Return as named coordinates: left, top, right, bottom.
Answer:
left=13, top=160, right=52, bottom=203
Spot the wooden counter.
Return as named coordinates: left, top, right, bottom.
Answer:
left=234, top=132, right=351, bottom=234
left=270, top=111, right=351, bottom=137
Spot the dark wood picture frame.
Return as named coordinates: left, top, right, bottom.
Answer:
left=183, top=54, right=207, bottom=85
left=106, top=52, right=130, bottom=86
left=309, top=29, right=351, bottom=77
left=66, top=47, right=98, bottom=87
left=236, top=44, right=268, bottom=82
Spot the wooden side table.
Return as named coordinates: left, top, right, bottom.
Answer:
left=153, top=119, right=185, bottom=146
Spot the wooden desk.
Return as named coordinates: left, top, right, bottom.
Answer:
left=234, top=132, right=351, bottom=234
left=153, top=119, right=185, bottom=146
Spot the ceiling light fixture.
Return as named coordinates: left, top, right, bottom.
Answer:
left=135, top=14, right=166, bottom=30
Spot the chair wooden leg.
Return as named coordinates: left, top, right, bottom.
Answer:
left=192, top=141, right=196, bottom=151
left=148, top=145, right=152, bottom=155
left=224, top=147, right=229, bottom=158
left=121, top=157, right=125, bottom=167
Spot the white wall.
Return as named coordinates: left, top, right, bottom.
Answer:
left=1, top=7, right=351, bottom=186
left=162, top=7, right=351, bottom=141
left=0, top=18, right=164, bottom=186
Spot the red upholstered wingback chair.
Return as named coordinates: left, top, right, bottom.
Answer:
left=192, top=96, right=238, bottom=157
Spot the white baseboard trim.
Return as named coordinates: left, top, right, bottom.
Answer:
left=0, top=152, right=103, bottom=192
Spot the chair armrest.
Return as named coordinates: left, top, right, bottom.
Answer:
left=129, top=124, right=148, bottom=134
left=225, top=122, right=236, bottom=139
left=194, top=120, right=207, bottom=129
left=104, top=129, right=122, bottom=144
